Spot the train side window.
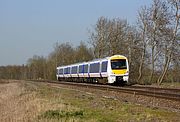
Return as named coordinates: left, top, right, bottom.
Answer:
left=84, top=64, right=88, bottom=73
left=79, top=65, right=83, bottom=73
left=67, top=67, right=70, bottom=74
left=90, top=63, right=100, bottom=73
left=101, top=61, right=108, bottom=72
left=64, top=68, right=66, bottom=74
left=71, top=66, right=77, bottom=74
left=64, top=68, right=68, bottom=74
left=59, top=68, right=63, bottom=75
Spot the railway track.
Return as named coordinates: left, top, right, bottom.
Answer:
left=32, top=80, right=180, bottom=101
left=126, top=85, right=180, bottom=95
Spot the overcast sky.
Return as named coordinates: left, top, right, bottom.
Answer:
left=0, top=0, right=152, bottom=66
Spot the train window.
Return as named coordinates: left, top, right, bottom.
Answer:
left=71, top=66, right=77, bottom=74
left=79, top=65, right=83, bottom=73
left=101, top=61, right=108, bottom=72
left=84, top=64, right=88, bottom=73
left=64, top=67, right=70, bottom=74
left=90, top=63, right=100, bottom=73
left=64, top=68, right=68, bottom=74
left=111, top=59, right=127, bottom=69
left=67, top=67, right=70, bottom=74
left=59, top=68, right=63, bottom=75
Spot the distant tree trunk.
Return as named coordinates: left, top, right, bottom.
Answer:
left=137, top=41, right=146, bottom=83
left=157, top=52, right=171, bottom=85
left=149, top=25, right=156, bottom=83
left=137, top=8, right=148, bottom=83
left=149, top=46, right=155, bottom=83
left=148, top=0, right=165, bottom=83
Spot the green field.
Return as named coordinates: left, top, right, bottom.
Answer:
left=0, top=80, right=179, bottom=122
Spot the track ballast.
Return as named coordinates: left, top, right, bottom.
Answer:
left=31, top=80, right=180, bottom=102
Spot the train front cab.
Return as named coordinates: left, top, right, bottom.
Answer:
left=108, top=55, right=129, bottom=85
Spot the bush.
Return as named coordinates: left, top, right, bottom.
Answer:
left=39, top=109, right=84, bottom=119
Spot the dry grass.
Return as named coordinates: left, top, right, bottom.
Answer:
left=0, top=80, right=179, bottom=122
left=0, top=81, right=53, bottom=121
left=0, top=80, right=84, bottom=122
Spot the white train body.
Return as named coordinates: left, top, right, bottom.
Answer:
left=56, top=55, right=129, bottom=84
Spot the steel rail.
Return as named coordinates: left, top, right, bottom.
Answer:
left=126, top=85, right=180, bottom=94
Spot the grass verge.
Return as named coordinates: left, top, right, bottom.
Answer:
left=1, top=80, right=179, bottom=122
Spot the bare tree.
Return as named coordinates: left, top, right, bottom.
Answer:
left=137, top=6, right=150, bottom=83
left=89, top=17, right=129, bottom=58
left=126, top=26, right=142, bottom=83
left=74, top=41, right=93, bottom=62
left=157, top=0, right=180, bottom=85
left=107, top=19, right=128, bottom=56
left=27, top=55, right=47, bottom=79
left=147, top=0, right=170, bottom=83
left=89, top=17, right=109, bottom=58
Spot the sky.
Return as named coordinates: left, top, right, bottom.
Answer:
left=0, top=0, right=152, bottom=66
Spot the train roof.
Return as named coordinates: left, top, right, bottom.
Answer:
left=57, top=55, right=127, bottom=68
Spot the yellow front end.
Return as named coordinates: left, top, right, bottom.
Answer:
left=110, top=55, right=128, bottom=76
left=112, top=69, right=127, bottom=75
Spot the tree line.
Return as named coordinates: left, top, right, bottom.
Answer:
left=0, top=0, right=179, bottom=85
left=0, top=42, right=93, bottom=80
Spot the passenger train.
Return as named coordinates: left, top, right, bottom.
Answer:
left=56, top=55, right=129, bottom=85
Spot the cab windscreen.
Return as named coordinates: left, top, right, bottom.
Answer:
left=111, top=59, right=127, bottom=69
